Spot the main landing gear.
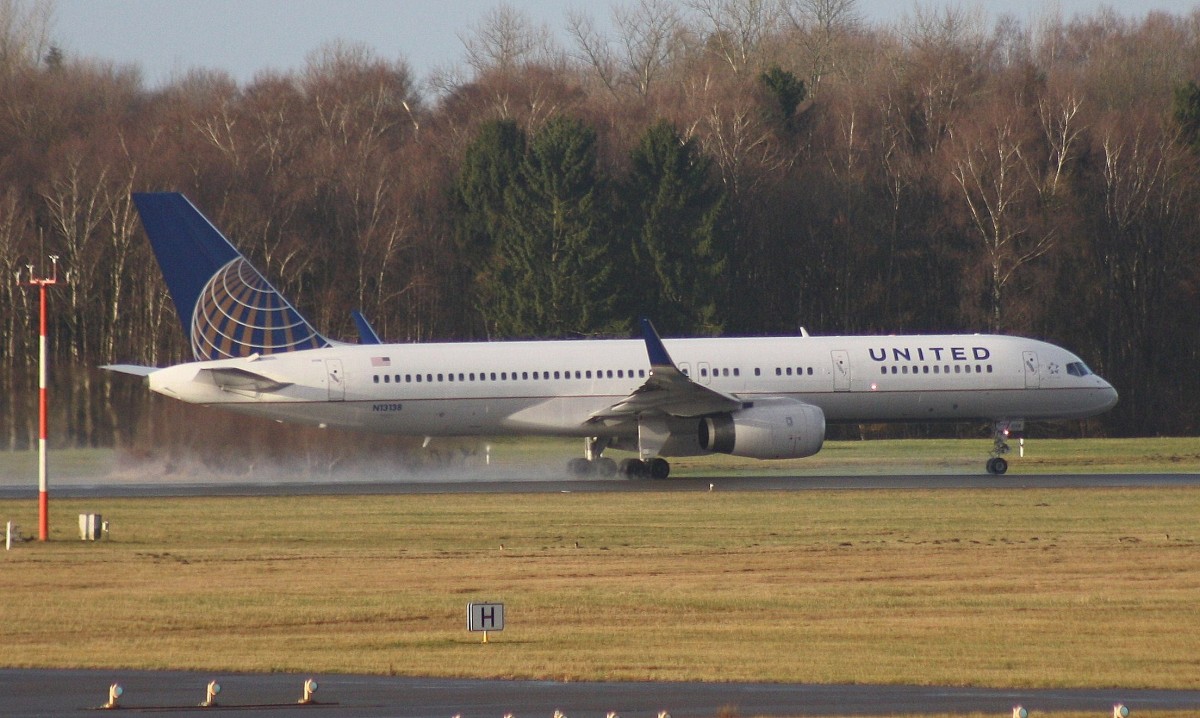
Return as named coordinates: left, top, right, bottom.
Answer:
left=566, top=438, right=671, bottom=479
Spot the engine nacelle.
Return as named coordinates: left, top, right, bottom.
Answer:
left=698, top=401, right=825, bottom=460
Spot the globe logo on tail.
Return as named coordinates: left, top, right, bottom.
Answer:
left=191, top=257, right=326, bottom=360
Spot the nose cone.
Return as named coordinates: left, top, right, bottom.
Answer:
left=1092, top=377, right=1119, bottom=414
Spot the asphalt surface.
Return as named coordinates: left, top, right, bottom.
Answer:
left=4, top=472, right=1199, bottom=716
left=4, top=668, right=1200, bottom=718
left=2, top=472, right=1199, bottom=499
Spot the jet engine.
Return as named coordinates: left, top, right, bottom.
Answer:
left=699, top=401, right=825, bottom=459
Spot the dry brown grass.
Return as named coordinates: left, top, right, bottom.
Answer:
left=2, top=488, right=1198, bottom=690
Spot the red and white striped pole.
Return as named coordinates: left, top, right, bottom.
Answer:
left=24, top=256, right=58, bottom=542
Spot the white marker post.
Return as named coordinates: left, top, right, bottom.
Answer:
left=467, top=602, right=504, bottom=643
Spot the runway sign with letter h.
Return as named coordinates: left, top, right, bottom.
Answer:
left=467, top=602, right=504, bottom=643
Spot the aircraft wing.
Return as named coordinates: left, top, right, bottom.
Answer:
left=589, top=319, right=745, bottom=422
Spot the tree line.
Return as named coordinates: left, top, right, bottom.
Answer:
left=1, top=0, right=1198, bottom=455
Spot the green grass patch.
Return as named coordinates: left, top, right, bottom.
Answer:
left=2, top=487, right=1198, bottom=690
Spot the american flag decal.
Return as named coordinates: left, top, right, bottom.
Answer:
left=371, top=356, right=391, bottom=367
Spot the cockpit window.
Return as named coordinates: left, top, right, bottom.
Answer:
left=1066, top=361, right=1092, bottom=377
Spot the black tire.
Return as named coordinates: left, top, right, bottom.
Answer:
left=618, top=458, right=646, bottom=478
left=593, top=457, right=617, bottom=477
left=986, top=457, right=1009, bottom=475
left=647, top=457, right=670, bottom=479
left=567, top=457, right=591, bottom=477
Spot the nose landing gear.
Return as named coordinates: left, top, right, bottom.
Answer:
left=987, top=420, right=1023, bottom=474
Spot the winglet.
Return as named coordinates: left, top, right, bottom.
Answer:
left=352, top=310, right=382, bottom=344
left=640, top=318, right=676, bottom=369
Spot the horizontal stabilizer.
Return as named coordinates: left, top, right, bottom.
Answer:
left=101, top=364, right=158, bottom=377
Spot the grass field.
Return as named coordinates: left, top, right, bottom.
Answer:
left=2, top=485, right=1198, bottom=694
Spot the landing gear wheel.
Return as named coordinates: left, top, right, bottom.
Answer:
left=986, top=457, right=1008, bottom=475
left=567, top=457, right=590, bottom=477
left=593, top=457, right=617, bottom=477
left=646, top=457, right=670, bottom=479
left=619, top=458, right=646, bottom=478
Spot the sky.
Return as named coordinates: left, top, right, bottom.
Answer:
left=49, top=0, right=1200, bottom=90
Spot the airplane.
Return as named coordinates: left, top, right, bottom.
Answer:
left=104, top=192, right=1118, bottom=478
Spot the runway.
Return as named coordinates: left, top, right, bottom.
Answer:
left=1, top=472, right=1198, bottom=499
left=4, top=668, right=1200, bottom=717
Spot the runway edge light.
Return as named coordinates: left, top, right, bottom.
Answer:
left=1114, top=704, right=1130, bottom=718
left=100, top=683, right=122, bottom=709
left=1012, top=706, right=1027, bottom=718
left=299, top=678, right=318, bottom=704
left=200, top=680, right=220, bottom=707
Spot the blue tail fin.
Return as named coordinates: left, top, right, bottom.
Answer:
left=132, top=192, right=329, bottom=361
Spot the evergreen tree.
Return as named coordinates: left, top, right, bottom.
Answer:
left=486, top=116, right=620, bottom=337
left=621, top=120, right=731, bottom=335
left=1172, top=81, right=1200, bottom=152
left=759, top=66, right=806, bottom=127
left=452, top=119, right=527, bottom=329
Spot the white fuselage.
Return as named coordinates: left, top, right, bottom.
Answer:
left=147, top=334, right=1118, bottom=440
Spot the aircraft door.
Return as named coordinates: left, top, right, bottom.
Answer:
left=1022, top=351, right=1040, bottom=389
left=832, top=350, right=851, bottom=391
left=325, top=359, right=345, bottom=401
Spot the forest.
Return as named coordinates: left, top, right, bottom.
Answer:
left=1, top=0, right=1198, bottom=459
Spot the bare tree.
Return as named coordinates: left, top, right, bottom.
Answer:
left=567, top=0, right=685, bottom=98
left=782, top=0, right=863, bottom=95
left=1034, top=89, right=1085, bottom=200
left=460, top=2, right=557, bottom=76
left=949, top=108, right=1054, bottom=332
left=0, top=0, right=52, bottom=75
left=686, top=0, right=784, bottom=75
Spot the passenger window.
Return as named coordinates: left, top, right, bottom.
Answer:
left=373, top=375, right=379, bottom=384
left=775, top=368, right=782, bottom=376
left=807, top=368, right=814, bottom=376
